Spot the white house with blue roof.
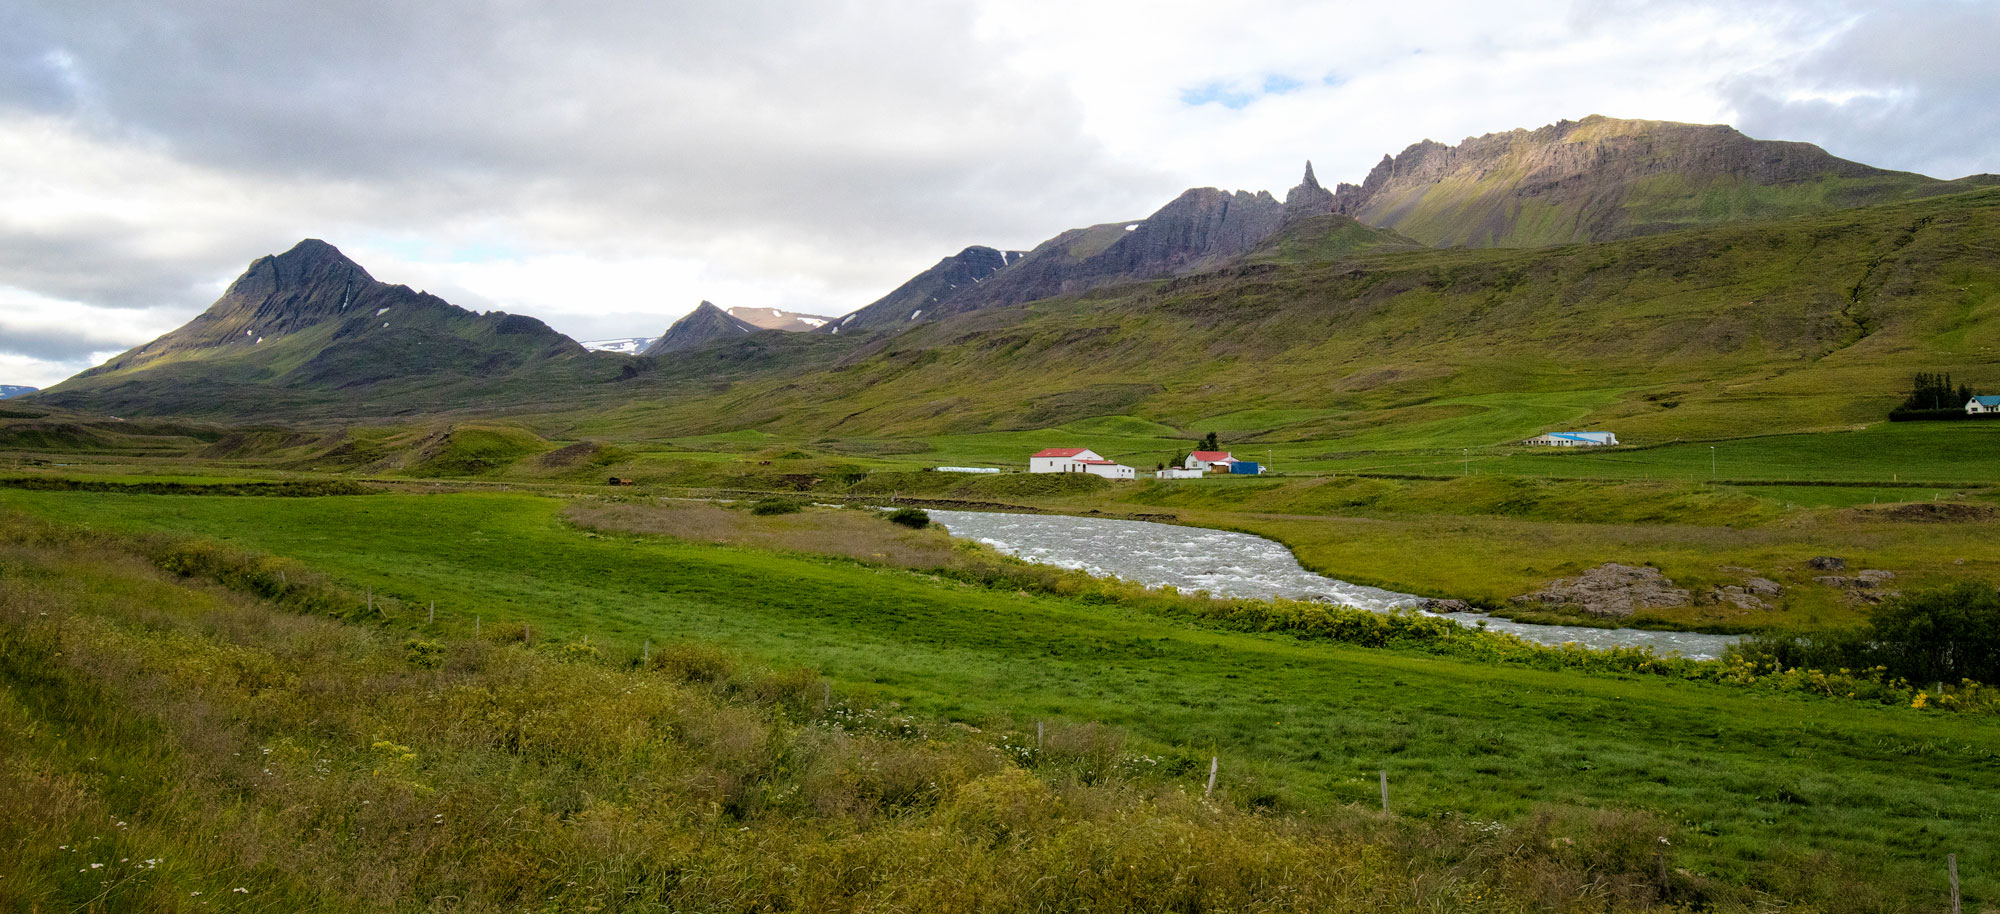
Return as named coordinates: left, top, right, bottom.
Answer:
left=1524, top=431, right=1619, bottom=447
left=1968, top=395, right=2000, bottom=415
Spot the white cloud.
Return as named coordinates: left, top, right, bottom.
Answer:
left=0, top=0, right=1992, bottom=388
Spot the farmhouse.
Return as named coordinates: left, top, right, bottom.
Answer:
left=1184, top=450, right=1236, bottom=472
left=1968, top=395, right=2000, bottom=415
left=1524, top=431, right=1618, bottom=447
left=1029, top=447, right=1137, bottom=479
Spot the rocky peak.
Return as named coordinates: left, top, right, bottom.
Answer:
left=642, top=301, right=761, bottom=355
left=1283, top=160, right=1335, bottom=222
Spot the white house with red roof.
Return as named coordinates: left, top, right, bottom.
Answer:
left=1184, top=450, right=1236, bottom=472
left=1029, top=447, right=1137, bottom=479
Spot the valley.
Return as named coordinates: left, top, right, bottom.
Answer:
left=5, top=114, right=1997, bottom=912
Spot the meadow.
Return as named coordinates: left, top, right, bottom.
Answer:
left=2, top=488, right=1995, bottom=910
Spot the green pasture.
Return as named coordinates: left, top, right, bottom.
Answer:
left=2, top=488, right=1995, bottom=903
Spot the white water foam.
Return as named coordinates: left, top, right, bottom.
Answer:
left=925, top=510, right=1739, bottom=659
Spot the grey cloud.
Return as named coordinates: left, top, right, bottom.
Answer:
left=0, top=227, right=238, bottom=309
left=1711, top=0, right=2000, bottom=178
left=0, top=321, right=142, bottom=362
left=2, top=1, right=1163, bottom=250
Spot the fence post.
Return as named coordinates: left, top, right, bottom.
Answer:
left=1036, top=721, right=1043, bottom=749
left=1206, top=756, right=1218, bottom=797
left=642, top=639, right=650, bottom=664
left=1380, top=770, right=1389, bottom=813
left=474, top=616, right=480, bottom=637
left=428, top=601, right=434, bottom=624
left=1950, top=853, right=1960, bottom=914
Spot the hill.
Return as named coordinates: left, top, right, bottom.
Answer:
left=34, top=240, right=615, bottom=419
left=1323, top=115, right=1995, bottom=248
left=642, top=301, right=763, bottom=355
left=563, top=186, right=2000, bottom=446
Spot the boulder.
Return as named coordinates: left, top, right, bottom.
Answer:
left=1806, top=556, right=1847, bottom=572
left=1513, top=563, right=1692, bottom=619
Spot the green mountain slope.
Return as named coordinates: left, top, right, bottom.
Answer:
left=36, top=240, right=617, bottom=419
left=563, top=187, right=2000, bottom=448
left=1327, top=115, right=1995, bottom=248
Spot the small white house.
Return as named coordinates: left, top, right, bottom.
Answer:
left=1184, top=450, right=1236, bottom=472
left=1524, top=431, right=1618, bottom=447
left=1968, top=395, right=2000, bottom=415
left=1030, top=448, right=1137, bottom=479
left=1156, top=467, right=1205, bottom=480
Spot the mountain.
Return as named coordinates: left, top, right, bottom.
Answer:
left=0, top=385, right=37, bottom=400
left=827, top=174, right=1361, bottom=335
left=821, top=246, right=1023, bottom=335
left=36, top=239, right=599, bottom=417
left=593, top=186, right=2000, bottom=445
left=1324, top=115, right=1992, bottom=248
left=728, top=306, right=831, bottom=332
left=641, top=301, right=762, bottom=355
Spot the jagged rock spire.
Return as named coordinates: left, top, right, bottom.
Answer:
left=1283, top=159, right=1335, bottom=221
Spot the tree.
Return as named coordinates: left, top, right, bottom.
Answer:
left=1901, top=371, right=1965, bottom=411
left=1198, top=431, right=1219, bottom=451
left=1868, top=583, right=2000, bottom=685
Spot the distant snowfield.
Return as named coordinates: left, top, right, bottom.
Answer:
left=580, top=337, right=656, bottom=355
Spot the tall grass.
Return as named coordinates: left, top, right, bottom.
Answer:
left=0, top=520, right=1736, bottom=912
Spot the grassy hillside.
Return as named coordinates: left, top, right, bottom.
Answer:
left=528, top=187, right=2000, bottom=453
left=1344, top=116, right=1992, bottom=249
left=2, top=490, right=1995, bottom=910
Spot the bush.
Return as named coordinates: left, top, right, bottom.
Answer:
left=887, top=507, right=930, bottom=529
left=749, top=497, right=803, bottom=516
left=1869, top=582, right=2000, bottom=685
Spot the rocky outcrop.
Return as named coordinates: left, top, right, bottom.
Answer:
left=642, top=302, right=762, bottom=355
left=1710, top=577, right=1783, bottom=610
left=1282, top=161, right=1335, bottom=222
left=1513, top=563, right=1692, bottom=619
left=1806, top=556, right=1847, bottom=572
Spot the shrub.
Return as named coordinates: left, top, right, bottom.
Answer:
left=887, top=507, right=930, bottom=529
left=749, top=497, right=803, bottom=516
left=1868, top=582, right=2000, bottom=685
left=404, top=639, right=445, bottom=668
left=647, top=640, right=736, bottom=684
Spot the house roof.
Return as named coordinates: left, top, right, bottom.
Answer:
left=1190, top=450, right=1233, bottom=461
left=1076, top=459, right=1123, bottom=466
left=1545, top=432, right=1613, bottom=441
left=1032, top=448, right=1090, bottom=458
left=1974, top=395, right=2000, bottom=407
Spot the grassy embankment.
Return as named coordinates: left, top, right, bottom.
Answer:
left=1, top=489, right=1994, bottom=909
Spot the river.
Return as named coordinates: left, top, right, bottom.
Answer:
left=924, top=510, right=1741, bottom=659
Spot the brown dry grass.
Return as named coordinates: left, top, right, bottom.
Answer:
left=567, top=498, right=966, bottom=570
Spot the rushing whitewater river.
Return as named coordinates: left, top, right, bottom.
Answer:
left=925, top=510, right=1740, bottom=659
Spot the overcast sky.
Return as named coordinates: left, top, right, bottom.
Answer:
left=2, top=0, right=1995, bottom=388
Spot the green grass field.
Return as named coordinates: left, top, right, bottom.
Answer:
left=2, top=488, right=1994, bottom=908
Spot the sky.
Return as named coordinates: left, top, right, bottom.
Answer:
left=2, top=0, right=1996, bottom=388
